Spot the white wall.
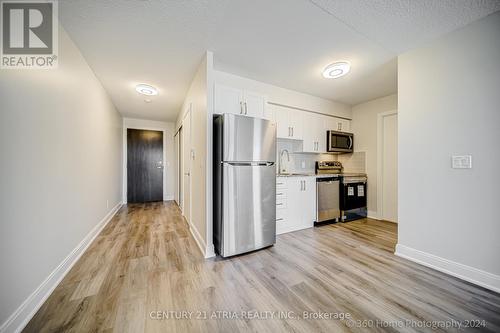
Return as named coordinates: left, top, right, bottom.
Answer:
left=175, top=52, right=215, bottom=257
left=0, top=26, right=123, bottom=330
left=351, top=94, right=397, bottom=218
left=215, top=70, right=352, bottom=119
left=122, top=118, right=175, bottom=202
left=397, top=12, right=500, bottom=292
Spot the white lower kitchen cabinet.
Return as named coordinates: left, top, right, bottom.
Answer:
left=276, top=176, right=316, bottom=235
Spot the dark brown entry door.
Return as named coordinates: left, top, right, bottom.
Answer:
left=127, top=129, right=163, bottom=203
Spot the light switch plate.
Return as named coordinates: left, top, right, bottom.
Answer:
left=452, top=155, right=472, bottom=169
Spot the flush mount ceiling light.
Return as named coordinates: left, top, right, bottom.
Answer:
left=322, top=61, right=351, bottom=79
left=135, top=84, right=158, bottom=96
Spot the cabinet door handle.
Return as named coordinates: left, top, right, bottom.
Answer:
left=303, top=180, right=306, bottom=191
left=240, top=101, right=243, bottom=114
left=291, top=127, right=294, bottom=137
left=244, top=102, right=248, bottom=115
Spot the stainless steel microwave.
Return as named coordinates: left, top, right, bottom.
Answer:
left=327, top=130, right=353, bottom=153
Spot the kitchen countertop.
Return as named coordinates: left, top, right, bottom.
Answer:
left=277, top=172, right=366, bottom=178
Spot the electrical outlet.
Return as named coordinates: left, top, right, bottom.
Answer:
left=452, top=155, right=472, bottom=169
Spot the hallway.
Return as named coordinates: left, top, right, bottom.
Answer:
left=25, top=202, right=500, bottom=332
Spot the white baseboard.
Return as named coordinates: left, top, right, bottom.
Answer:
left=367, top=210, right=380, bottom=220
left=205, top=243, right=216, bottom=259
left=0, top=202, right=123, bottom=333
left=164, top=195, right=174, bottom=201
left=189, top=223, right=207, bottom=257
left=277, top=225, right=312, bottom=236
left=395, top=244, right=500, bottom=293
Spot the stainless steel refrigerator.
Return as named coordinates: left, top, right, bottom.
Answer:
left=213, top=113, right=276, bottom=257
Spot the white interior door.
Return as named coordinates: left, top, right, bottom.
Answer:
left=382, top=113, right=398, bottom=223
left=181, top=108, right=192, bottom=224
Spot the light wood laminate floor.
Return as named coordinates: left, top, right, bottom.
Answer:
left=25, top=202, right=500, bottom=332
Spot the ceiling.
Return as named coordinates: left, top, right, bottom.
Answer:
left=59, top=0, right=500, bottom=121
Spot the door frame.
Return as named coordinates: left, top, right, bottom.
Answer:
left=176, top=103, right=193, bottom=227
left=179, top=105, right=192, bottom=227
left=376, top=110, right=398, bottom=222
left=174, top=130, right=180, bottom=205
left=123, top=122, right=169, bottom=204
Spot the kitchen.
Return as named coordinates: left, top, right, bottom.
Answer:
left=212, top=69, right=387, bottom=257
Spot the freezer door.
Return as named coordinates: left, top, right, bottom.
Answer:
left=223, top=114, right=276, bottom=163
left=222, top=163, right=276, bottom=257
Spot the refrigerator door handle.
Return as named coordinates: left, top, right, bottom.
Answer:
left=222, top=161, right=275, bottom=166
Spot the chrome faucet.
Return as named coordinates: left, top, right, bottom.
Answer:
left=279, top=149, right=290, bottom=174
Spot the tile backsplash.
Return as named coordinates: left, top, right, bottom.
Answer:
left=277, top=139, right=366, bottom=174
left=337, top=152, right=366, bottom=173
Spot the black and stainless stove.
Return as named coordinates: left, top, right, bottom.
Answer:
left=315, top=161, right=367, bottom=223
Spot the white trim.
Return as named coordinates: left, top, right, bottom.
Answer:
left=122, top=118, right=174, bottom=203
left=188, top=221, right=216, bottom=259
left=376, top=110, right=398, bottom=222
left=205, top=244, right=216, bottom=258
left=205, top=51, right=215, bottom=260
left=267, top=102, right=352, bottom=121
left=395, top=244, right=500, bottom=293
left=189, top=223, right=206, bottom=256
left=367, top=210, right=381, bottom=220
left=180, top=106, right=192, bottom=227
left=165, top=195, right=174, bottom=201
left=277, top=225, right=313, bottom=236
left=0, top=202, right=123, bottom=333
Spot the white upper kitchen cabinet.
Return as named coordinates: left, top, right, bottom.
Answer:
left=214, top=84, right=244, bottom=115
left=214, top=84, right=268, bottom=119
left=243, top=90, right=268, bottom=119
left=323, top=116, right=350, bottom=133
left=272, top=104, right=303, bottom=140
left=303, top=113, right=328, bottom=153
left=333, top=118, right=351, bottom=132
left=341, top=119, right=351, bottom=132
